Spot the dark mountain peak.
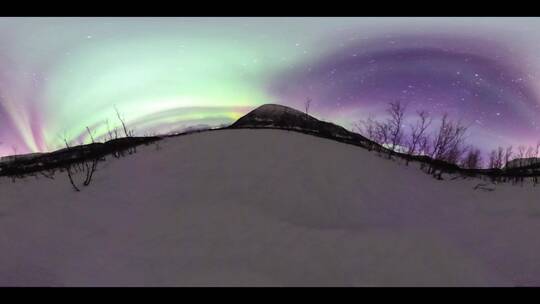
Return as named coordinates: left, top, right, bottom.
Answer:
left=229, top=103, right=372, bottom=145
left=230, top=103, right=317, bottom=128
left=247, top=103, right=309, bottom=116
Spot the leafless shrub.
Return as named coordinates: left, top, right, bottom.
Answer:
left=61, top=136, right=100, bottom=192
left=356, top=115, right=376, bottom=141
left=356, top=115, right=382, bottom=151
left=114, top=105, right=131, bottom=138
left=504, top=146, right=513, bottom=168
left=488, top=147, right=504, bottom=169
left=83, top=159, right=98, bottom=187
left=517, top=145, right=527, bottom=159
left=62, top=137, right=80, bottom=192
left=462, top=146, right=482, bottom=169
left=386, top=101, right=407, bottom=157
left=305, top=97, right=312, bottom=117
left=86, top=126, right=95, bottom=144
left=406, top=110, right=432, bottom=158
left=526, top=146, right=536, bottom=159
left=429, top=114, right=468, bottom=163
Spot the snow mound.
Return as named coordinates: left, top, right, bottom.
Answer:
left=1, top=129, right=540, bottom=286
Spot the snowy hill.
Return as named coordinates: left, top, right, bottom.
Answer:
left=231, top=103, right=318, bottom=127
left=1, top=128, right=540, bottom=286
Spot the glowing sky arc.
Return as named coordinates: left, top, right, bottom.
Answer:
left=2, top=18, right=540, bottom=157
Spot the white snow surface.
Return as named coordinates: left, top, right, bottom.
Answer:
left=1, top=129, right=540, bottom=286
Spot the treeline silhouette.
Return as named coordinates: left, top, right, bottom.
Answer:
left=3, top=102, right=540, bottom=189
left=0, top=107, right=161, bottom=192
left=356, top=101, right=540, bottom=185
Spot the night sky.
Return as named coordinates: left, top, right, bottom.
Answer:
left=1, top=17, right=540, bottom=156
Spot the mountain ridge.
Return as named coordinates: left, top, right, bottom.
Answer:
left=229, top=103, right=374, bottom=146
left=2, top=103, right=540, bottom=180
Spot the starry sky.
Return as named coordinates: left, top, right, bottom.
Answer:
left=1, top=17, right=540, bottom=156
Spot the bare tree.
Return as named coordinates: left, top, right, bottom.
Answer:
left=386, top=101, right=407, bottom=156
left=462, top=146, right=482, bottom=169
left=496, top=146, right=505, bottom=169
left=105, top=119, right=119, bottom=142
left=353, top=102, right=540, bottom=181
left=430, top=114, right=468, bottom=164
left=446, top=143, right=467, bottom=165
left=406, top=110, right=432, bottom=162
left=357, top=102, right=407, bottom=156
left=517, top=145, right=527, bottom=159
left=356, top=114, right=383, bottom=151
left=418, top=135, right=432, bottom=156
left=526, top=145, right=536, bottom=159
left=86, top=126, right=95, bottom=144
left=357, top=116, right=391, bottom=149
left=114, top=105, right=131, bottom=138
left=407, top=110, right=432, bottom=154
left=504, top=145, right=513, bottom=168
left=305, top=97, right=312, bottom=117
left=357, top=115, right=378, bottom=142
left=375, top=121, right=391, bottom=151
left=62, top=137, right=80, bottom=192
left=83, top=158, right=98, bottom=187
left=488, top=147, right=504, bottom=169
left=61, top=133, right=99, bottom=192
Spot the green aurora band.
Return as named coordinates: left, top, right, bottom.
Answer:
left=2, top=17, right=540, bottom=156
left=0, top=17, right=347, bottom=155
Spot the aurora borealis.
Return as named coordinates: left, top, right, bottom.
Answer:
left=1, top=17, right=540, bottom=156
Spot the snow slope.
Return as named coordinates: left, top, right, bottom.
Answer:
left=1, top=129, right=540, bottom=286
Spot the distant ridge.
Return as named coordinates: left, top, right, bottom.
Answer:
left=0, top=104, right=378, bottom=177
left=227, top=104, right=540, bottom=179
left=0, top=137, right=159, bottom=176
left=3, top=103, right=540, bottom=180
left=505, top=157, right=540, bottom=169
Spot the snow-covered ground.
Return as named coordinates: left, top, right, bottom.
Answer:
left=1, top=129, right=540, bottom=286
